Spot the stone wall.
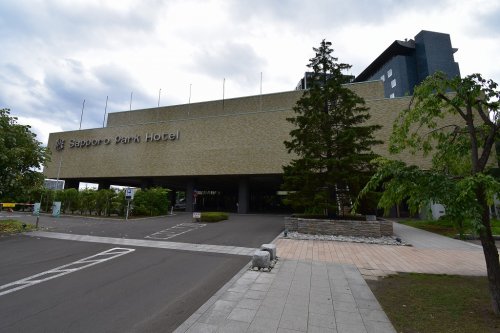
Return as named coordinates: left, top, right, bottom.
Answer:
left=285, top=217, right=393, bottom=237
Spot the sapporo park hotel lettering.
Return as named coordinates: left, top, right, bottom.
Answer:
left=61, top=131, right=180, bottom=150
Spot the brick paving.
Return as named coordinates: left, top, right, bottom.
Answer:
left=275, top=238, right=486, bottom=277
left=275, top=222, right=486, bottom=277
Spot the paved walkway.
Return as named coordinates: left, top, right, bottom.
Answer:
left=174, top=221, right=489, bottom=333
left=27, top=220, right=489, bottom=332
left=175, top=260, right=394, bottom=333
left=275, top=222, right=486, bottom=277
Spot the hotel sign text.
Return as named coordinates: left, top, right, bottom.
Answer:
left=55, top=131, right=180, bottom=151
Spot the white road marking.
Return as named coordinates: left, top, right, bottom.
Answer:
left=26, top=231, right=257, bottom=256
left=0, top=247, right=135, bottom=297
left=145, top=223, right=206, bottom=240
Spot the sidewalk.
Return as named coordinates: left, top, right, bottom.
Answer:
left=175, top=221, right=487, bottom=332
left=275, top=222, right=486, bottom=277
left=175, top=260, right=394, bottom=333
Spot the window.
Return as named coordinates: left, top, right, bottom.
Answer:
left=380, top=75, right=385, bottom=82
left=387, top=69, right=393, bottom=78
left=389, top=93, right=395, bottom=98
left=391, top=79, right=396, bottom=88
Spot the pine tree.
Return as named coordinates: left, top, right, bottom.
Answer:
left=283, top=40, right=381, bottom=216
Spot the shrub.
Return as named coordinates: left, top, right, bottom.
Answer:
left=132, top=187, right=170, bottom=216
left=200, top=212, right=228, bottom=222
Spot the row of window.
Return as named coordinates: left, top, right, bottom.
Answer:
left=380, top=68, right=396, bottom=98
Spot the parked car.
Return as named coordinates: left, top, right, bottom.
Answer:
left=174, top=199, right=186, bottom=210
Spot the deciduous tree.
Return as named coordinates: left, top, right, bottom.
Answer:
left=0, top=108, right=49, bottom=200
left=357, top=72, right=500, bottom=314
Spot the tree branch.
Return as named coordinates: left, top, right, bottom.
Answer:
left=437, top=93, right=467, bottom=120
left=478, top=125, right=498, bottom=172
left=476, top=101, right=494, bottom=126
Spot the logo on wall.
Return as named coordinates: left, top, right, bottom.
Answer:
left=55, top=139, right=65, bottom=151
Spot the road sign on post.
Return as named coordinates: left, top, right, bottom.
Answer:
left=193, top=212, right=201, bottom=222
left=125, top=188, right=135, bottom=221
left=125, top=188, right=134, bottom=200
left=52, top=202, right=61, bottom=217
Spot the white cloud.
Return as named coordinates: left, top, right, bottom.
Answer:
left=0, top=0, right=499, bottom=145
left=16, top=116, right=64, bottom=146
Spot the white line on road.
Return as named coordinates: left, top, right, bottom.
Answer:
left=0, top=247, right=135, bottom=297
left=26, top=231, right=258, bottom=256
left=145, top=223, right=206, bottom=240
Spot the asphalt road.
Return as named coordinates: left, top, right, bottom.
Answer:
left=0, top=213, right=285, bottom=332
left=8, top=212, right=285, bottom=247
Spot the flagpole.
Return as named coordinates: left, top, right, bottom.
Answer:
left=188, top=84, right=192, bottom=116
left=260, top=72, right=263, bottom=111
left=102, top=95, right=108, bottom=128
left=79, top=99, right=85, bottom=130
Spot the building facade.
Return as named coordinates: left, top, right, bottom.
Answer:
left=44, top=80, right=449, bottom=214
left=354, top=30, right=460, bottom=98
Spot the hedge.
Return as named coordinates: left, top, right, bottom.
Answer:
left=200, top=212, right=229, bottom=222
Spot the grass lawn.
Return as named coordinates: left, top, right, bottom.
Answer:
left=0, top=219, right=36, bottom=235
left=398, top=218, right=500, bottom=237
left=367, top=273, right=500, bottom=333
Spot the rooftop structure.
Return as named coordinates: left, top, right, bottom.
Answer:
left=354, top=30, right=460, bottom=98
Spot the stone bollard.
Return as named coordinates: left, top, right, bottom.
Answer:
left=252, top=250, right=270, bottom=270
left=260, top=244, right=277, bottom=261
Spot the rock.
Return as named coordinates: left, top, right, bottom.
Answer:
left=252, top=250, right=271, bottom=269
left=260, top=244, right=277, bottom=260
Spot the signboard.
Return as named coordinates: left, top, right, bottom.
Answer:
left=33, top=203, right=41, bottom=216
left=193, top=212, right=201, bottom=219
left=2, top=203, right=15, bottom=208
left=52, top=202, right=61, bottom=217
left=125, top=188, right=135, bottom=200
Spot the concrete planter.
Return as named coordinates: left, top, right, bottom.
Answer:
left=284, top=217, right=393, bottom=237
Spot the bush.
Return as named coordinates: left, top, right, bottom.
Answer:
left=200, top=212, right=228, bottom=222
left=132, top=187, right=170, bottom=216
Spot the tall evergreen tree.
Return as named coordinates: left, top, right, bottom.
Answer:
left=282, top=40, right=381, bottom=215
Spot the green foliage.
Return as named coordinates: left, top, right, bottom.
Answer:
left=399, top=217, right=500, bottom=238
left=356, top=72, right=500, bottom=313
left=132, top=187, right=170, bottom=216
left=390, top=72, right=499, bottom=174
left=94, top=189, right=115, bottom=216
left=356, top=158, right=500, bottom=233
left=79, top=189, right=96, bottom=215
left=282, top=40, right=381, bottom=215
left=200, top=212, right=228, bottom=222
left=0, top=108, right=49, bottom=201
left=113, top=190, right=127, bottom=216
left=63, top=188, right=79, bottom=214
left=356, top=72, right=500, bottom=229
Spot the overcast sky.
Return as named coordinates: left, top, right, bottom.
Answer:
left=1, top=0, right=499, bottom=145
